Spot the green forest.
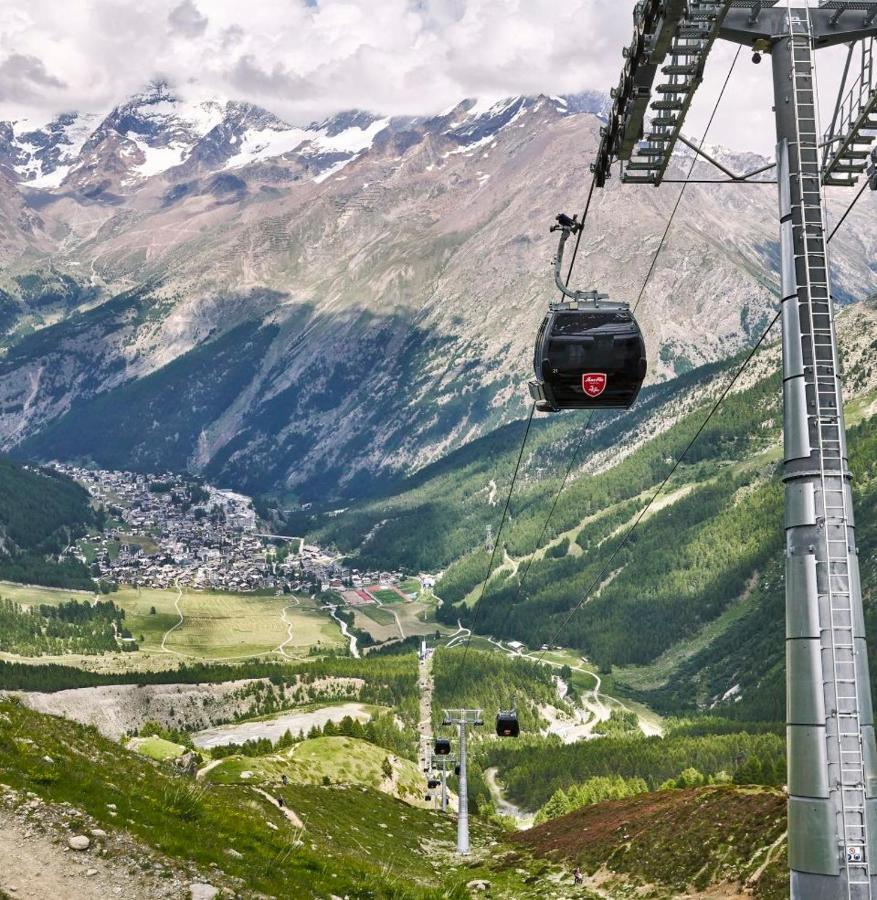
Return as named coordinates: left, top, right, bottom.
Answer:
left=0, top=652, right=418, bottom=710
left=207, top=711, right=416, bottom=762
left=0, top=457, right=100, bottom=589
left=485, top=722, right=785, bottom=811
left=0, top=597, right=135, bottom=656
left=431, top=647, right=561, bottom=735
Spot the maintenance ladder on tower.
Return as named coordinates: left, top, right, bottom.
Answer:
left=788, top=5, right=871, bottom=894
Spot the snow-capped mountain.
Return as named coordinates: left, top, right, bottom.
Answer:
left=0, top=83, right=873, bottom=500
left=0, top=111, right=104, bottom=189
left=0, top=84, right=605, bottom=195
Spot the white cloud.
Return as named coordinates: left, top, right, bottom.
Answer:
left=167, top=0, right=208, bottom=38
left=0, top=0, right=856, bottom=154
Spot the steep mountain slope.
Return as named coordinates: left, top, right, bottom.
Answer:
left=0, top=456, right=99, bottom=588
left=312, top=298, right=877, bottom=718
left=0, top=83, right=874, bottom=497
left=0, top=698, right=469, bottom=898
left=0, top=696, right=791, bottom=898
left=509, top=786, right=787, bottom=898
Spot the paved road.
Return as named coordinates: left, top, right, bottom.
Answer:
left=484, top=766, right=533, bottom=828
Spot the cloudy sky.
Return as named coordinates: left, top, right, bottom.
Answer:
left=0, top=0, right=851, bottom=154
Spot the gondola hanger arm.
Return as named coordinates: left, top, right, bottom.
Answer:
left=550, top=213, right=608, bottom=305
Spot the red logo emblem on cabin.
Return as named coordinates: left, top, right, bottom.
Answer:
left=582, top=373, right=607, bottom=398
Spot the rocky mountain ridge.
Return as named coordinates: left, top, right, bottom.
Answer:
left=0, top=81, right=874, bottom=498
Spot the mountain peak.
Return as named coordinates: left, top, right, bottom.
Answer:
left=1, top=87, right=610, bottom=194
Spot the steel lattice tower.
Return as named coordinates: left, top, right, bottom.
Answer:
left=591, top=2, right=877, bottom=894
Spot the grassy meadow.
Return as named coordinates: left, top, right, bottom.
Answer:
left=0, top=581, right=345, bottom=669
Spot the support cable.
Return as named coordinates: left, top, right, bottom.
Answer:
left=445, top=47, right=743, bottom=694
left=483, top=412, right=596, bottom=649
left=563, top=174, right=598, bottom=288
left=447, top=402, right=536, bottom=694
left=475, top=52, right=744, bottom=653
left=442, top=167, right=602, bottom=695
left=534, top=305, right=781, bottom=665
left=516, top=414, right=594, bottom=592
left=633, top=47, right=742, bottom=314
left=827, top=174, right=871, bottom=243
left=450, top=166, right=604, bottom=664
left=447, top=50, right=741, bottom=673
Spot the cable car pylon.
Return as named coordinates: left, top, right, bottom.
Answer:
left=589, top=1, right=877, bottom=896
left=441, top=709, right=483, bottom=855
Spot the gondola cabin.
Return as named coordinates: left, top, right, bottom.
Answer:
left=434, top=738, right=451, bottom=756
left=529, top=302, right=646, bottom=412
left=427, top=778, right=440, bottom=789
left=496, top=710, right=520, bottom=738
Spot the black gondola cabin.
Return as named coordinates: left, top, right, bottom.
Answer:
left=434, top=738, right=451, bottom=756
left=529, top=302, right=646, bottom=412
left=496, top=710, right=519, bottom=738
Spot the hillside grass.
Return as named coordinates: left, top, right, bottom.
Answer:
left=0, top=581, right=96, bottom=607
left=206, top=735, right=428, bottom=804
left=127, top=735, right=187, bottom=761
left=0, top=695, right=795, bottom=897
left=0, top=698, right=478, bottom=897
left=508, top=785, right=787, bottom=898
left=359, top=605, right=398, bottom=627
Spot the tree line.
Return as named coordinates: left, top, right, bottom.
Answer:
left=0, top=597, right=135, bottom=657
left=483, top=727, right=786, bottom=811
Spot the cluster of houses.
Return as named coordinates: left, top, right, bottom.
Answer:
left=50, top=465, right=434, bottom=598
left=54, top=466, right=295, bottom=592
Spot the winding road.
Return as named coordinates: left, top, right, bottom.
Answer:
left=483, top=637, right=662, bottom=738
left=484, top=767, right=533, bottom=828
left=444, top=622, right=471, bottom=649
left=159, top=583, right=186, bottom=657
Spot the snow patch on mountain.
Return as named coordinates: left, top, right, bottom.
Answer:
left=5, top=111, right=104, bottom=188
left=319, top=117, right=390, bottom=153
left=26, top=166, right=72, bottom=190
left=132, top=96, right=225, bottom=140
left=129, top=138, right=190, bottom=178
left=96, top=84, right=231, bottom=181
left=224, top=116, right=390, bottom=175
left=223, top=126, right=311, bottom=169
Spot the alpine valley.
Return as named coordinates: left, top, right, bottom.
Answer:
left=2, top=74, right=877, bottom=900
left=1, top=81, right=874, bottom=499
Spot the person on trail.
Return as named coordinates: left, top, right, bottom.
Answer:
left=573, top=867, right=583, bottom=886
left=277, top=796, right=285, bottom=808
left=281, top=774, right=289, bottom=786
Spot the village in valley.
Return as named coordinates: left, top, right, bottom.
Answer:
left=53, top=464, right=419, bottom=599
